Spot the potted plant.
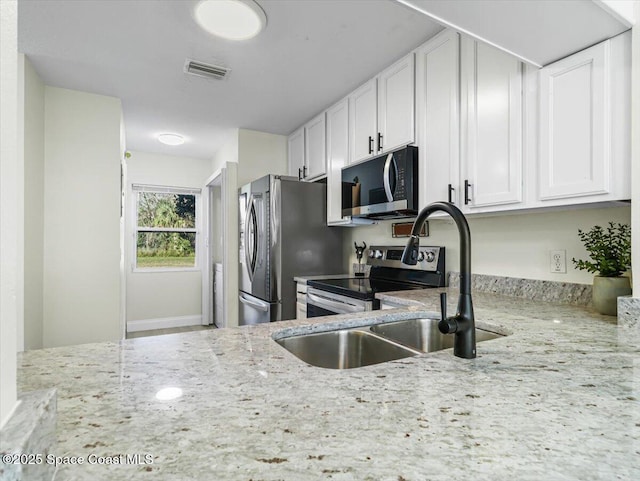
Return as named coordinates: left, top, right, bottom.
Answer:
left=572, top=222, right=631, bottom=316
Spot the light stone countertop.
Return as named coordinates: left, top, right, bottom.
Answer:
left=17, top=288, right=640, bottom=481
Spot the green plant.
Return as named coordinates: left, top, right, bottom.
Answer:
left=572, top=222, right=631, bottom=277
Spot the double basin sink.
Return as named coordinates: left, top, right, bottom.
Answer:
left=276, top=317, right=503, bottom=369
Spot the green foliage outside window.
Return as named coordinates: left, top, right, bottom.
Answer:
left=136, top=192, right=197, bottom=268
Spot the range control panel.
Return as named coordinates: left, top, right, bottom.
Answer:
left=366, top=245, right=443, bottom=272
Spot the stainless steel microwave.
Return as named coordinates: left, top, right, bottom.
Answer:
left=341, top=145, right=418, bottom=219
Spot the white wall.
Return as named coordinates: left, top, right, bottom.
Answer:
left=43, top=87, right=122, bottom=348
left=237, top=129, right=288, bottom=186
left=125, top=150, right=212, bottom=327
left=211, top=129, right=239, bottom=173
left=343, top=206, right=632, bottom=284
left=1, top=0, right=19, bottom=428
left=210, top=128, right=288, bottom=186
left=20, top=55, right=45, bottom=350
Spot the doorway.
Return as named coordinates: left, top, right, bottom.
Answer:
left=202, top=162, right=239, bottom=329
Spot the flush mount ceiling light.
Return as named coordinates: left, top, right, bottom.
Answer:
left=194, top=0, right=267, bottom=40
left=157, top=133, right=185, bottom=146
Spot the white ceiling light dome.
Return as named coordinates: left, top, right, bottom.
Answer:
left=157, top=133, right=185, bottom=146
left=194, top=0, right=267, bottom=41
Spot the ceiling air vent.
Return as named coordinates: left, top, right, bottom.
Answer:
left=184, top=59, right=230, bottom=80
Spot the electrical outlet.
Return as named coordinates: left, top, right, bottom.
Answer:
left=550, top=250, right=566, bottom=273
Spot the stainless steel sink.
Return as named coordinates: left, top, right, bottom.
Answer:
left=369, top=317, right=503, bottom=353
left=275, top=329, right=421, bottom=369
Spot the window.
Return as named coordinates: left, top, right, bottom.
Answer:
left=133, top=185, right=200, bottom=270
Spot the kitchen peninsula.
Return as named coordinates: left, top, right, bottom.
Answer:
left=16, top=288, right=640, bottom=480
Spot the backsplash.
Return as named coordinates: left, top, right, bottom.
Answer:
left=342, top=205, right=631, bottom=285
left=448, top=272, right=592, bottom=307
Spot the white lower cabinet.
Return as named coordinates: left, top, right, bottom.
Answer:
left=296, top=282, right=307, bottom=320
left=537, top=31, right=631, bottom=205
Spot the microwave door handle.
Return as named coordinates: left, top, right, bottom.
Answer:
left=383, top=153, right=395, bottom=202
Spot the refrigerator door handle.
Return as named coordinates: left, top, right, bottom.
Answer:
left=239, top=293, right=269, bottom=312
left=244, top=194, right=256, bottom=282
left=253, top=194, right=264, bottom=269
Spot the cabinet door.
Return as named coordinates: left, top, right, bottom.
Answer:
left=377, top=53, right=415, bottom=154
left=462, top=38, right=523, bottom=209
left=349, top=78, right=377, bottom=164
left=416, top=30, right=459, bottom=209
left=326, top=98, right=350, bottom=224
left=304, top=112, right=326, bottom=179
left=538, top=41, right=610, bottom=200
left=287, top=127, right=305, bottom=180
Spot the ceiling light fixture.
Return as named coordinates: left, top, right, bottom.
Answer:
left=194, top=0, right=267, bottom=41
left=157, top=133, right=185, bottom=146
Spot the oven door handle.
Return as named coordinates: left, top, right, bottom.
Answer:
left=307, top=292, right=363, bottom=314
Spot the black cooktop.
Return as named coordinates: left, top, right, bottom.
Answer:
left=307, top=276, right=433, bottom=301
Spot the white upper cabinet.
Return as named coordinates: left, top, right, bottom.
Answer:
left=349, top=53, right=415, bottom=165
left=416, top=30, right=460, bottom=209
left=348, top=78, right=377, bottom=164
left=538, top=32, right=630, bottom=204
left=377, top=54, right=415, bottom=154
left=461, top=37, right=523, bottom=210
left=304, top=112, right=327, bottom=180
left=287, top=127, right=305, bottom=180
left=326, top=98, right=350, bottom=224
left=288, top=114, right=327, bottom=182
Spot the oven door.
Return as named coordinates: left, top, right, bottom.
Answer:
left=306, top=287, right=372, bottom=318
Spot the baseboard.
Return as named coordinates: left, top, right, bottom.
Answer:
left=127, top=315, right=203, bottom=332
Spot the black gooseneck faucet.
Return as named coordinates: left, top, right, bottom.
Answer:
left=401, top=201, right=476, bottom=359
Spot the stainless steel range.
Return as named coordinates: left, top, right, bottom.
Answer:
left=306, top=245, right=445, bottom=317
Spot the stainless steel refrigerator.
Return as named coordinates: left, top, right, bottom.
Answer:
left=238, top=175, right=344, bottom=325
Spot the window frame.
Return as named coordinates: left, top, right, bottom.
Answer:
left=131, top=184, right=202, bottom=273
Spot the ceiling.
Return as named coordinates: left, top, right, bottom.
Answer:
left=18, top=0, right=443, bottom=160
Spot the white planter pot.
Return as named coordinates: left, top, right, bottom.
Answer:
left=592, top=276, right=632, bottom=316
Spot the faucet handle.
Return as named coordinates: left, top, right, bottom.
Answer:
left=439, top=292, right=447, bottom=321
